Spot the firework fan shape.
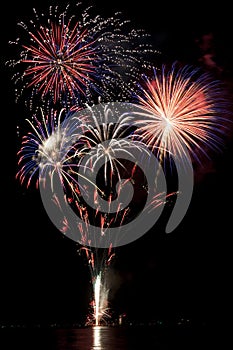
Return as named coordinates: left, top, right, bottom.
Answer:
left=133, top=62, right=230, bottom=166
left=77, top=214, right=122, bottom=326
left=7, top=2, right=158, bottom=110
left=75, top=103, right=142, bottom=186
left=16, top=108, right=90, bottom=192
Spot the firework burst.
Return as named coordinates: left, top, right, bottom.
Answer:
left=7, top=3, right=158, bottom=110
left=16, top=107, right=91, bottom=192
left=76, top=103, right=141, bottom=186
left=133, top=62, right=230, bottom=166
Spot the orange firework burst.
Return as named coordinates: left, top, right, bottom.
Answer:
left=133, top=62, right=230, bottom=165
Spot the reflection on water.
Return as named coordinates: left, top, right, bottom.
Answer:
left=93, top=326, right=101, bottom=349
left=0, top=325, right=207, bottom=350
left=56, top=326, right=128, bottom=350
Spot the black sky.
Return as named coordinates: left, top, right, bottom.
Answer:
left=1, top=0, right=233, bottom=327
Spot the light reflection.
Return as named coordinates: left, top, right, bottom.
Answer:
left=92, top=326, right=102, bottom=349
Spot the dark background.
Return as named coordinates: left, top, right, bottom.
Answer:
left=1, top=0, right=232, bottom=328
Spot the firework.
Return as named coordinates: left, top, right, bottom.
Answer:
left=76, top=103, right=142, bottom=186
left=15, top=105, right=126, bottom=326
left=81, top=250, right=114, bottom=326
left=16, top=100, right=177, bottom=326
left=16, top=107, right=93, bottom=192
left=133, top=62, right=229, bottom=166
left=20, top=104, right=135, bottom=325
left=93, top=273, right=105, bottom=326
left=7, top=3, right=158, bottom=110
left=75, top=191, right=130, bottom=326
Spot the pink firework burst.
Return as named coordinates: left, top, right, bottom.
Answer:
left=7, top=3, right=158, bottom=110
left=133, top=62, right=230, bottom=165
left=21, top=20, right=98, bottom=104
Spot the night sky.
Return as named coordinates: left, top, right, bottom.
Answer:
left=1, top=0, right=232, bottom=328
